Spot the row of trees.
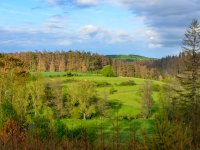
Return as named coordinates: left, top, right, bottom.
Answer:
left=7, top=51, right=162, bottom=79
left=11, top=51, right=110, bottom=72
left=6, top=44, right=200, bottom=80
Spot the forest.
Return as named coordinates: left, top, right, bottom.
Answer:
left=0, top=19, right=200, bottom=150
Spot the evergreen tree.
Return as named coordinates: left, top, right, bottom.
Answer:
left=178, top=19, right=200, bottom=147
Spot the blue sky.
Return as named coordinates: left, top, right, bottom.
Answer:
left=0, top=0, right=200, bottom=58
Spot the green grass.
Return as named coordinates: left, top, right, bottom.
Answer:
left=61, top=118, right=154, bottom=141
left=41, top=72, right=163, bottom=139
left=42, top=72, right=68, bottom=77
left=106, top=54, right=158, bottom=61
left=38, top=71, right=101, bottom=77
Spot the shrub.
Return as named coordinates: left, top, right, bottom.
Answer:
left=109, top=87, right=118, bottom=94
left=55, top=120, right=68, bottom=139
left=66, top=126, right=97, bottom=142
left=153, top=84, right=160, bottom=92
left=64, top=79, right=78, bottom=83
left=123, top=114, right=135, bottom=120
left=0, top=100, right=17, bottom=125
left=118, top=80, right=136, bottom=86
left=0, top=118, right=27, bottom=145
left=30, top=116, right=52, bottom=140
left=94, top=81, right=112, bottom=87
left=66, top=72, right=74, bottom=77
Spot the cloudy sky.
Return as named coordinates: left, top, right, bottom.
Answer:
left=0, top=0, right=199, bottom=57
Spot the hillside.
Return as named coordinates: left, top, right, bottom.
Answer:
left=106, top=54, right=157, bottom=61
left=43, top=72, right=162, bottom=140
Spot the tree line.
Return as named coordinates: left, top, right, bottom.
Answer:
left=4, top=51, right=162, bottom=79
left=3, top=44, right=200, bottom=80
left=5, top=50, right=194, bottom=80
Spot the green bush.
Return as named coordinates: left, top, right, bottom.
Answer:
left=66, top=126, right=97, bottom=142
left=0, top=100, right=17, bottom=125
left=109, top=87, right=118, bottom=94
left=64, top=79, right=78, bottom=83
left=66, top=72, right=74, bottom=77
left=55, top=120, right=68, bottom=138
left=118, top=80, right=136, bottom=86
left=94, top=81, right=112, bottom=87
left=153, top=84, right=161, bottom=92
left=30, top=116, right=52, bottom=140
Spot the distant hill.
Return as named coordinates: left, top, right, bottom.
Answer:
left=105, top=54, right=157, bottom=61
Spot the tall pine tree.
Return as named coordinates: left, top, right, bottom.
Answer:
left=178, top=19, right=200, bottom=147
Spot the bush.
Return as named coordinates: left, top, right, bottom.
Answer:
left=118, top=80, right=136, bottom=86
left=121, top=114, right=135, bottom=121
left=109, top=87, right=118, bottom=94
left=153, top=84, right=161, bottom=92
left=94, top=81, right=112, bottom=87
left=66, top=126, right=97, bottom=142
left=64, top=79, right=79, bottom=83
left=66, top=72, right=74, bottom=77
left=0, top=100, right=17, bottom=125
left=55, top=120, right=68, bottom=138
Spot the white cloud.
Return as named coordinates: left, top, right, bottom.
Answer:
left=42, top=16, right=67, bottom=33
left=79, top=24, right=109, bottom=40
left=109, top=31, right=134, bottom=43
left=76, top=0, right=100, bottom=5
left=78, top=24, right=143, bottom=44
left=113, top=0, right=200, bottom=47
left=80, top=24, right=99, bottom=34
left=145, top=29, right=160, bottom=41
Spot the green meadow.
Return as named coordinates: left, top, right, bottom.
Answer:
left=42, top=72, right=163, bottom=140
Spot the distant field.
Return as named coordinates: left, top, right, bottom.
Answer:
left=42, top=72, right=163, bottom=140
left=40, top=71, right=101, bottom=77
left=106, top=54, right=158, bottom=61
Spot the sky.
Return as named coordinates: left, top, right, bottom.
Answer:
left=0, top=0, right=200, bottom=58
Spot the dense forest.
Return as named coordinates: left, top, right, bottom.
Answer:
left=0, top=19, right=200, bottom=150
left=5, top=50, right=188, bottom=80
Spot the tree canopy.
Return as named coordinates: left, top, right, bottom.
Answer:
left=101, top=65, right=115, bottom=77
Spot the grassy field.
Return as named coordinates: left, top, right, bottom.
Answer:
left=106, top=54, right=158, bottom=61
left=42, top=72, right=163, bottom=140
